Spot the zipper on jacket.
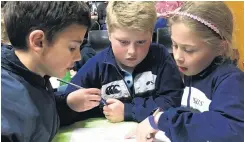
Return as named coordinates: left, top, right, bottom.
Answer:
left=187, top=76, right=192, bottom=107
left=44, top=79, right=59, bottom=141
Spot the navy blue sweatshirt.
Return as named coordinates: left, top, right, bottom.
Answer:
left=65, top=43, right=184, bottom=122
left=1, top=45, right=78, bottom=142
left=157, top=58, right=244, bottom=142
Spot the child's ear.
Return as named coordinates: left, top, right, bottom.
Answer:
left=28, top=30, right=45, bottom=52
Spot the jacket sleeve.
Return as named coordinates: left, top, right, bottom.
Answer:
left=55, top=93, right=80, bottom=126
left=58, top=57, right=103, bottom=125
left=1, top=74, right=36, bottom=142
left=2, top=115, right=22, bottom=142
left=124, top=53, right=184, bottom=122
left=73, top=45, right=96, bottom=71
left=66, top=55, right=102, bottom=91
left=80, top=46, right=96, bottom=66
left=157, top=72, right=244, bottom=142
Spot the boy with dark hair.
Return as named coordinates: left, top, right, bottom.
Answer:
left=1, top=2, right=102, bottom=142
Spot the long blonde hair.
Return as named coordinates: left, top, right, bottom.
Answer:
left=169, top=2, right=233, bottom=61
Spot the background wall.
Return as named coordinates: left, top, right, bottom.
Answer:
left=225, top=1, right=244, bottom=71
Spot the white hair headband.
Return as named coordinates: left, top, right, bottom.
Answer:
left=173, top=11, right=221, bottom=36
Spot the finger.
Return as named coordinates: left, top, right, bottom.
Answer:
left=89, top=101, right=100, bottom=107
left=145, top=134, right=154, bottom=142
left=149, top=132, right=156, bottom=139
left=147, top=134, right=151, bottom=139
left=88, top=95, right=101, bottom=101
left=106, top=98, right=118, bottom=104
left=85, top=88, right=101, bottom=95
left=107, top=117, right=114, bottom=123
left=110, top=119, right=118, bottom=123
left=138, top=135, right=152, bottom=142
left=103, top=110, right=109, bottom=116
left=105, top=114, right=111, bottom=120
left=124, top=127, right=137, bottom=139
left=103, top=106, right=111, bottom=112
left=146, top=138, right=154, bottom=142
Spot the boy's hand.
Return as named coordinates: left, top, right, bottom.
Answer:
left=103, top=98, right=124, bottom=123
left=67, top=88, right=101, bottom=112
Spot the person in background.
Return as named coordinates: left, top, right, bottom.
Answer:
left=64, top=1, right=184, bottom=123
left=1, top=2, right=102, bottom=142
left=1, top=6, right=10, bottom=45
left=73, top=41, right=96, bottom=72
left=126, top=2, right=244, bottom=142
left=97, top=1, right=108, bottom=30
left=154, top=1, right=183, bottom=31
left=57, top=42, right=97, bottom=92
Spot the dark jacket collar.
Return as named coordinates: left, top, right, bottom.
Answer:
left=1, top=45, right=50, bottom=88
left=103, top=45, right=118, bottom=66
left=192, top=56, right=231, bottom=79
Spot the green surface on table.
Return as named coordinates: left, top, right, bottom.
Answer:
left=52, top=118, right=137, bottom=142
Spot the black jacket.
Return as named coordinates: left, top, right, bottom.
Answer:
left=1, top=45, right=77, bottom=142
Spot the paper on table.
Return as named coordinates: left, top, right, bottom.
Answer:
left=155, top=131, right=171, bottom=142
left=69, top=122, right=170, bottom=142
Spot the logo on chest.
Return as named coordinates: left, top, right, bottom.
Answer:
left=101, top=80, right=130, bottom=99
left=134, top=71, right=157, bottom=95
left=181, top=87, right=211, bottom=112
left=105, top=85, right=121, bottom=95
left=192, top=97, right=204, bottom=106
